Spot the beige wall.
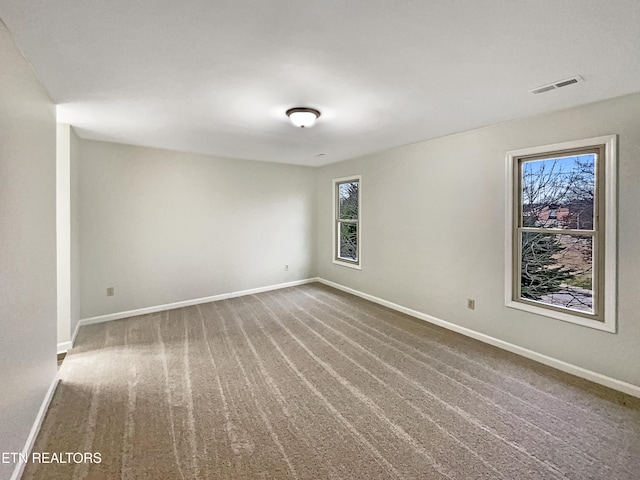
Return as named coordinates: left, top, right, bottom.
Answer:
left=79, top=140, right=317, bottom=318
left=317, top=92, right=640, bottom=387
left=0, top=21, right=57, bottom=480
left=70, top=127, right=81, bottom=335
left=56, top=123, right=71, bottom=345
left=56, top=124, right=81, bottom=346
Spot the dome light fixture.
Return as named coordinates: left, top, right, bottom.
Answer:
left=286, top=107, right=321, bottom=128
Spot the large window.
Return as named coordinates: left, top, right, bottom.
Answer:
left=333, top=176, right=361, bottom=269
left=505, top=135, right=617, bottom=332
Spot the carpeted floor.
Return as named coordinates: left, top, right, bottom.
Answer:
left=23, top=283, right=640, bottom=479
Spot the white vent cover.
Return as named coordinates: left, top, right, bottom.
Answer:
left=530, top=75, right=584, bottom=94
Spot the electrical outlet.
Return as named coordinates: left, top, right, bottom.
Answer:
left=107, top=287, right=115, bottom=296
left=467, top=299, right=475, bottom=310
left=284, top=264, right=289, bottom=271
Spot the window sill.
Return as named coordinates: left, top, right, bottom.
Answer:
left=506, top=299, right=615, bottom=333
left=332, top=259, right=362, bottom=270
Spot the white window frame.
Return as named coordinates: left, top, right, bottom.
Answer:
left=332, top=175, right=362, bottom=270
left=505, top=135, right=617, bottom=332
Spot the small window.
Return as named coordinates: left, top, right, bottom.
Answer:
left=333, top=176, right=361, bottom=269
left=505, top=135, right=617, bottom=332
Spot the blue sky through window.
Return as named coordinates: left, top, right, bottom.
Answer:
left=523, top=153, right=595, bottom=175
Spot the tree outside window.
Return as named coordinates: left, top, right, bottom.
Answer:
left=506, top=135, right=617, bottom=332
left=333, top=177, right=361, bottom=268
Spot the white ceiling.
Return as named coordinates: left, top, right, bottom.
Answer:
left=2, top=1, right=640, bottom=167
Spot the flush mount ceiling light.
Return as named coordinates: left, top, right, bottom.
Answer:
left=286, top=107, right=321, bottom=128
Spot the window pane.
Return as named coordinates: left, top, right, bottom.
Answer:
left=339, top=182, right=359, bottom=220
left=338, top=222, right=358, bottom=261
left=521, top=154, right=595, bottom=230
left=520, top=232, right=593, bottom=313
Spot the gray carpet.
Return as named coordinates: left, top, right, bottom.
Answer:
left=23, top=283, right=640, bottom=479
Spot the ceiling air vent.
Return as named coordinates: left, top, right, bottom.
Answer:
left=530, top=75, right=584, bottom=94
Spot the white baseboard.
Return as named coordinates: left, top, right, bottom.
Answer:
left=68, top=275, right=640, bottom=398
left=226, top=278, right=318, bottom=298
left=56, top=341, right=72, bottom=354
left=71, top=320, right=81, bottom=345
left=317, top=278, right=640, bottom=399
left=10, top=377, right=60, bottom=480
left=77, top=278, right=319, bottom=329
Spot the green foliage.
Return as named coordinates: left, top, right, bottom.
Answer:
left=520, top=231, right=574, bottom=300
left=565, top=276, right=592, bottom=290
